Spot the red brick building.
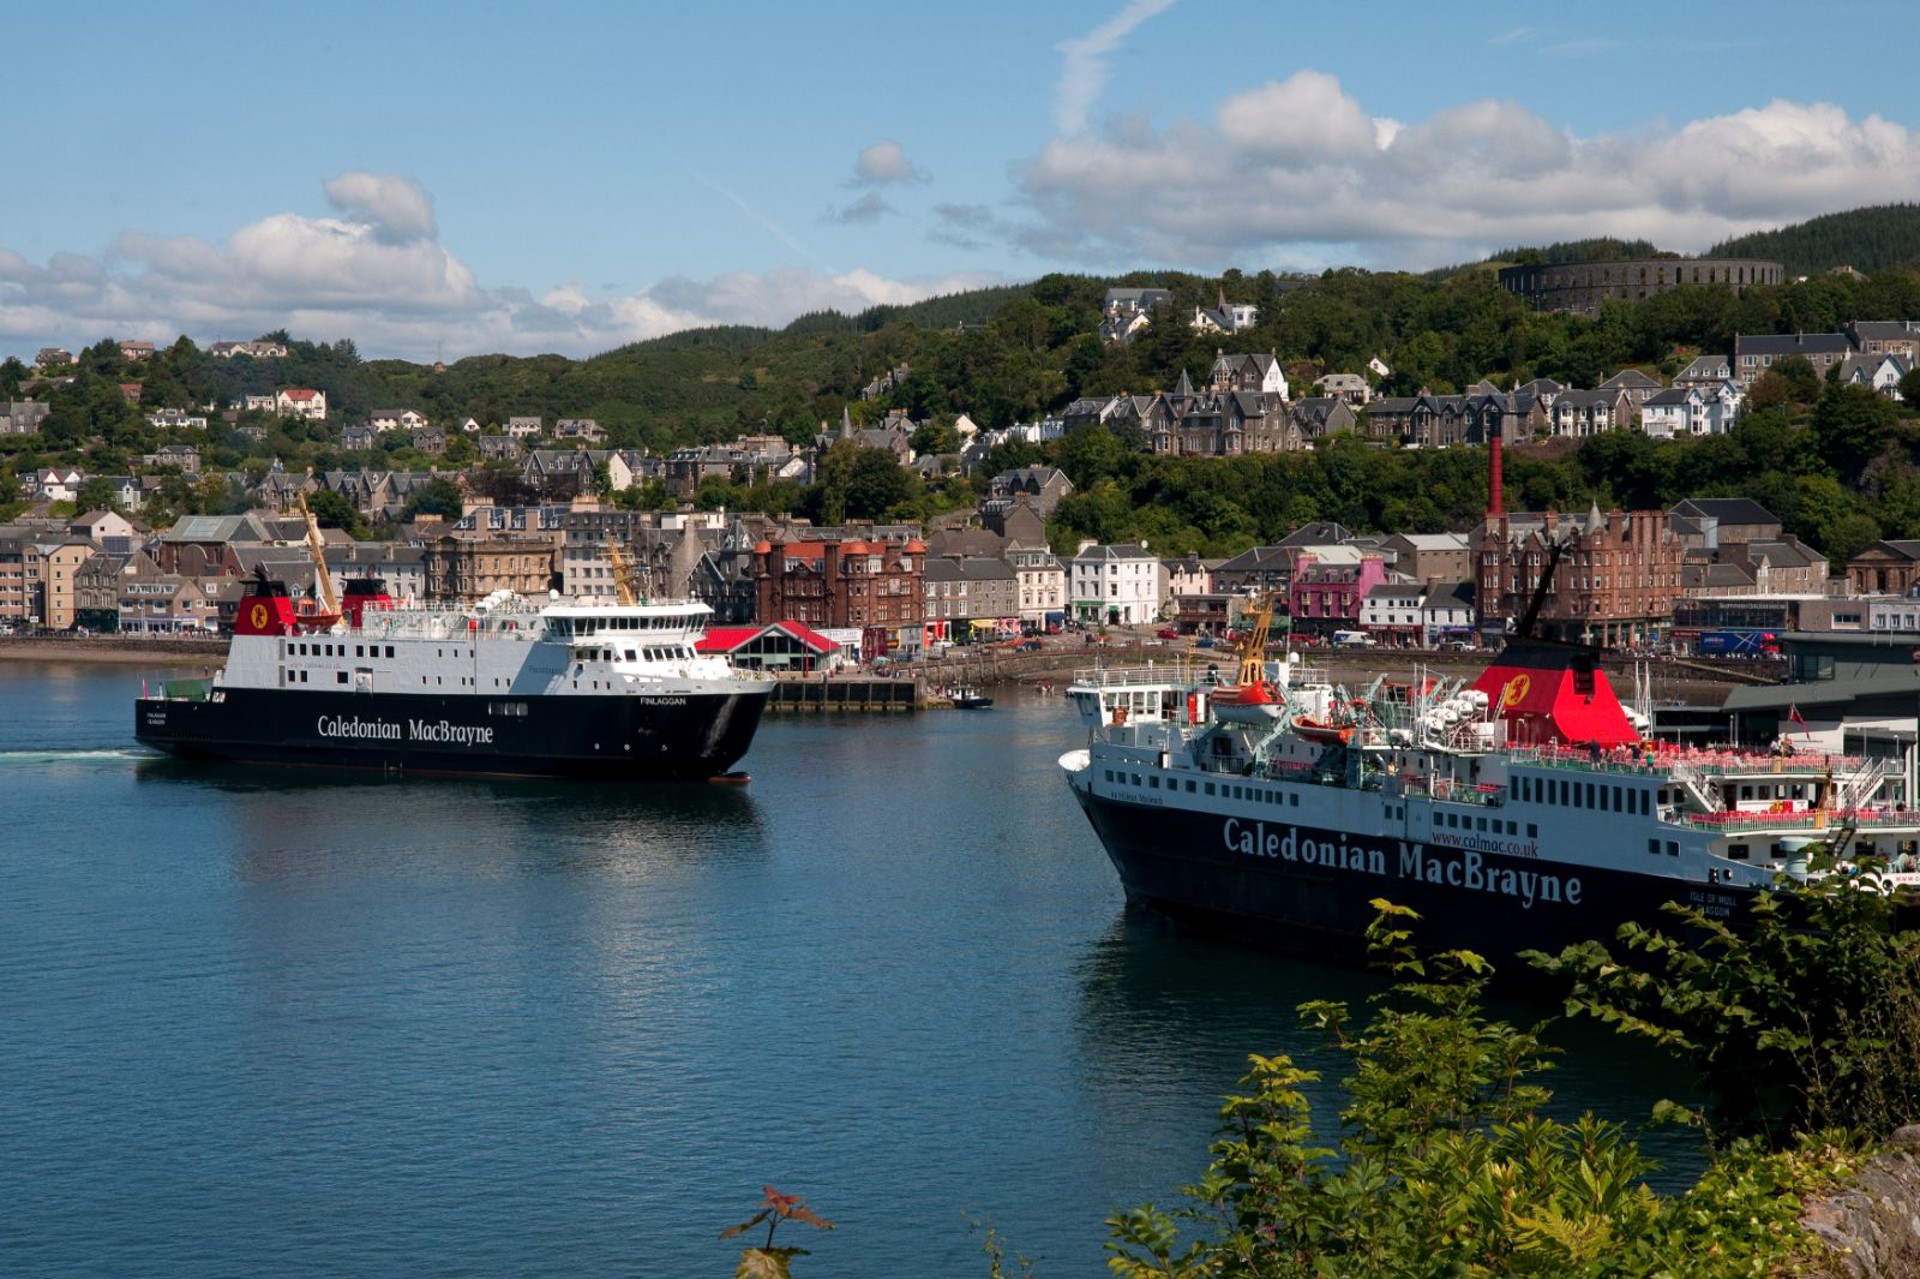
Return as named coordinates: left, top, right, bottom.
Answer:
left=754, top=535, right=925, bottom=648
left=1475, top=508, right=1686, bottom=645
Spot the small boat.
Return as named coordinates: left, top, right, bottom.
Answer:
left=948, top=684, right=994, bottom=709
left=1291, top=714, right=1355, bottom=745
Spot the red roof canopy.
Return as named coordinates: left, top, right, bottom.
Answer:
left=696, top=621, right=842, bottom=655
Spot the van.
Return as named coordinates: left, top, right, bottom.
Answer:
left=1331, top=630, right=1375, bottom=648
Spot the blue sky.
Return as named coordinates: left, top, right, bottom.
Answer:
left=7, top=0, right=1920, bottom=363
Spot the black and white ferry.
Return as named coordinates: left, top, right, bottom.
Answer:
left=1060, top=620, right=1920, bottom=965
left=136, top=566, right=773, bottom=781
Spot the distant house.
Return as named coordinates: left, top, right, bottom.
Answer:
left=1641, top=386, right=1739, bottom=439
left=146, top=407, right=208, bottom=430
left=275, top=388, right=327, bottom=421
left=1674, top=354, right=1733, bottom=390
left=369, top=408, right=429, bottom=432
left=141, top=443, right=201, bottom=473
left=554, top=418, right=605, bottom=442
left=0, top=401, right=51, bottom=436
left=414, top=425, right=450, bottom=456
left=1847, top=320, right=1920, bottom=361
left=1837, top=352, right=1912, bottom=400
left=1311, top=372, right=1371, bottom=406
left=119, top=340, right=156, bottom=361
left=341, top=424, right=379, bottom=451
left=34, top=347, right=73, bottom=369
left=1098, top=287, right=1172, bottom=344
left=478, top=434, right=524, bottom=461
left=241, top=394, right=277, bottom=413
left=1733, top=332, right=1851, bottom=389
left=986, top=466, right=1074, bottom=518
left=1288, top=397, right=1357, bottom=442
left=1596, top=368, right=1664, bottom=412
left=506, top=416, right=543, bottom=439
left=1190, top=289, right=1259, bottom=335
left=118, top=382, right=143, bottom=406
left=208, top=339, right=288, bottom=359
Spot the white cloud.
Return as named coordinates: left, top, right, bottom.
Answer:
left=853, top=140, right=927, bottom=185
left=1054, top=0, right=1178, bottom=137
left=0, top=174, right=1002, bottom=361
left=1015, top=73, right=1920, bottom=268
left=321, top=171, right=438, bottom=241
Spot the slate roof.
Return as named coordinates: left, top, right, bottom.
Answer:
left=1670, top=497, right=1779, bottom=527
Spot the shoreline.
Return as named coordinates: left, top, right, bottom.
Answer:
left=0, top=638, right=228, bottom=667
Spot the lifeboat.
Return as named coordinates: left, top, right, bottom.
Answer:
left=291, top=600, right=341, bottom=629
left=1213, top=680, right=1286, bottom=725
left=1291, top=715, right=1355, bottom=745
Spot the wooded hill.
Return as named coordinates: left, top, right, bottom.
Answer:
left=1710, top=203, right=1920, bottom=276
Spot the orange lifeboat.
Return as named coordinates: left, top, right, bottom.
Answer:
left=1291, top=715, right=1355, bottom=745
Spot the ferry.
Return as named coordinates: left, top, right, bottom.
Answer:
left=1059, top=612, right=1920, bottom=964
left=135, top=514, right=772, bottom=780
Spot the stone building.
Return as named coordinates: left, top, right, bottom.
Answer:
left=1498, top=258, right=1782, bottom=315
left=754, top=534, right=926, bottom=647
left=423, top=535, right=557, bottom=602
left=1474, top=508, right=1687, bottom=645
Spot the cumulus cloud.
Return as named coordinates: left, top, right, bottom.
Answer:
left=0, top=173, right=1001, bottom=361
left=1054, top=0, right=1177, bottom=137
left=852, top=140, right=927, bottom=185
left=322, top=171, right=438, bottom=241
left=1015, top=72, right=1920, bottom=268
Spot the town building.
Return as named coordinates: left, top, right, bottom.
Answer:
left=422, top=535, right=557, bottom=602
left=1288, top=546, right=1388, bottom=639
left=1069, top=542, right=1164, bottom=626
left=1007, top=544, right=1067, bottom=630
left=1733, top=333, right=1852, bottom=389
left=1380, top=532, right=1471, bottom=585
left=754, top=533, right=926, bottom=650
left=1474, top=508, right=1687, bottom=646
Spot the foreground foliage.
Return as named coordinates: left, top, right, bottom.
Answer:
left=1531, top=869, right=1920, bottom=1149
left=1103, top=902, right=1856, bottom=1278
left=719, top=1186, right=834, bottom=1279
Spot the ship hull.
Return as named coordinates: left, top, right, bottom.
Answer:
left=135, top=686, right=769, bottom=781
left=1071, top=783, right=1750, bottom=966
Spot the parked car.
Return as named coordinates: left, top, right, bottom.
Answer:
left=1016, top=639, right=1043, bottom=652
left=1156, top=627, right=1180, bottom=640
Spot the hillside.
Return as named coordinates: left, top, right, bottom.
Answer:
left=1709, top=204, right=1920, bottom=276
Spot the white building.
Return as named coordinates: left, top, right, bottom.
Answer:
left=275, top=388, right=327, bottom=421
left=1070, top=541, right=1165, bottom=626
left=1007, top=544, right=1067, bottom=628
left=1641, top=384, right=1741, bottom=439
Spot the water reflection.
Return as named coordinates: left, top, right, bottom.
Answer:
left=1076, top=906, right=1708, bottom=1190
left=129, top=761, right=769, bottom=886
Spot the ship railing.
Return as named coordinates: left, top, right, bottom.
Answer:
left=1678, top=807, right=1917, bottom=832
left=1071, top=664, right=1203, bottom=688
left=1662, top=749, right=1864, bottom=776
left=1503, top=743, right=1866, bottom=780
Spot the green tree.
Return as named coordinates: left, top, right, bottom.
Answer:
left=1811, top=383, right=1900, bottom=484
left=403, top=477, right=464, bottom=521
left=305, top=488, right=370, bottom=539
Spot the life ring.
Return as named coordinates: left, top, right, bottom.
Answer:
left=1112, top=705, right=1128, bottom=725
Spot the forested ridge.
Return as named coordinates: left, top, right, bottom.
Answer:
left=9, top=206, right=1920, bottom=565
